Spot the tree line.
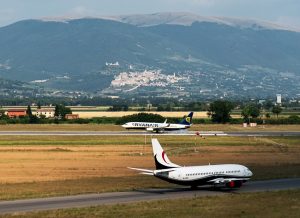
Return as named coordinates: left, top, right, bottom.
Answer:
left=208, top=100, right=285, bottom=124
left=1, top=100, right=299, bottom=125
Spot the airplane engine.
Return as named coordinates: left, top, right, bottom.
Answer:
left=146, top=128, right=154, bottom=132
left=226, top=181, right=242, bottom=188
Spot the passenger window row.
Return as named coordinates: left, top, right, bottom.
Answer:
left=186, top=170, right=240, bottom=176
left=226, top=170, right=240, bottom=173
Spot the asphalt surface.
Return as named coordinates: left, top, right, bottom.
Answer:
left=0, top=178, right=299, bottom=215
left=0, top=131, right=299, bottom=136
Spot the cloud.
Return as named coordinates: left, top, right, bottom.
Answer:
left=166, top=0, right=217, bottom=7
left=276, top=16, right=300, bottom=29
left=68, top=6, right=95, bottom=17
left=187, top=0, right=216, bottom=6
left=0, top=8, right=17, bottom=27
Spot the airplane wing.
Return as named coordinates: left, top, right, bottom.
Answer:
left=128, top=167, right=154, bottom=175
left=146, top=127, right=166, bottom=133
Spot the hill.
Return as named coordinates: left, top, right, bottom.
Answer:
left=0, top=12, right=300, bottom=99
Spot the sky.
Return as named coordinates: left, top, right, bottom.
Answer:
left=0, top=0, right=299, bottom=28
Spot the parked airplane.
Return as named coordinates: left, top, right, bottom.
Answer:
left=129, top=139, right=253, bottom=188
left=122, top=112, right=193, bottom=133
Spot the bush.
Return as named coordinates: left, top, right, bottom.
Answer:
left=287, top=115, right=300, bottom=124
left=191, top=118, right=212, bottom=124
left=229, top=118, right=244, bottom=124
left=208, top=100, right=234, bottom=123
left=67, top=118, right=90, bottom=124
left=116, top=113, right=165, bottom=125
left=264, top=116, right=300, bottom=124
left=90, top=117, right=119, bottom=124
left=0, top=120, right=7, bottom=125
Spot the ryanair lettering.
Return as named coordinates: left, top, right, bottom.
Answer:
left=133, top=123, right=159, bottom=128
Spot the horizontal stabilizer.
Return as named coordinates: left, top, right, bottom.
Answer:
left=140, top=172, right=154, bottom=175
left=128, top=167, right=153, bottom=173
left=154, top=168, right=176, bottom=173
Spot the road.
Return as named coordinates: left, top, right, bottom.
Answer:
left=0, top=131, right=299, bottom=136
left=0, top=178, right=299, bottom=214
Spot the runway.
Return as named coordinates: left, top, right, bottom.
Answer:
left=0, top=131, right=299, bottom=136
left=0, top=178, right=299, bottom=215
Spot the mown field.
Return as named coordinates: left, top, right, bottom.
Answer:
left=1, top=190, right=299, bottom=218
left=0, top=134, right=299, bottom=200
left=0, top=124, right=299, bottom=131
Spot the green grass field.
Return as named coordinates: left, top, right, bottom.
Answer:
left=0, top=134, right=299, bottom=147
left=2, top=190, right=299, bottom=218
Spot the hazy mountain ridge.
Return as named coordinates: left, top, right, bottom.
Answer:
left=40, top=12, right=300, bottom=32
left=1, top=13, right=300, bottom=99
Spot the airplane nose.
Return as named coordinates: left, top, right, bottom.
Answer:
left=248, top=170, right=253, bottom=177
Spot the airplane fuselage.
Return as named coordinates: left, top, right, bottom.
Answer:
left=154, top=164, right=252, bottom=187
left=122, top=122, right=168, bottom=129
left=121, top=112, right=193, bottom=132
left=122, top=122, right=189, bottom=131
left=165, top=123, right=191, bottom=130
left=129, top=139, right=253, bottom=189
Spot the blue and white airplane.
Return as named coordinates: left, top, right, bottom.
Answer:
left=122, top=112, right=193, bottom=133
left=129, top=138, right=253, bottom=188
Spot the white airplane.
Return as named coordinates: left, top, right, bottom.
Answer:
left=122, top=112, right=193, bottom=133
left=129, top=139, right=253, bottom=188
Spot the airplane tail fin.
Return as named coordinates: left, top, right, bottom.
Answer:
left=152, top=138, right=180, bottom=170
left=179, top=112, right=193, bottom=126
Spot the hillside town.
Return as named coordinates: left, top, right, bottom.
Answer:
left=110, top=70, right=188, bottom=89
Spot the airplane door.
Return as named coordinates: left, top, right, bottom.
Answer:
left=177, top=172, right=181, bottom=180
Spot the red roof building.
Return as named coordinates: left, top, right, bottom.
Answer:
left=65, top=114, right=79, bottom=120
left=7, top=109, right=27, bottom=118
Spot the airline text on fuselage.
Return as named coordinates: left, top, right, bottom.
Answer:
left=132, top=123, right=159, bottom=128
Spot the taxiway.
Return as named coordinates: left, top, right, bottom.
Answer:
left=0, top=178, right=299, bottom=214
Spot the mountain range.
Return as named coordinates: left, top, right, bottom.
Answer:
left=0, top=12, right=300, bottom=99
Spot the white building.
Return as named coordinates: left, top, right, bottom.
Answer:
left=35, top=109, right=55, bottom=118
left=276, top=94, right=282, bottom=104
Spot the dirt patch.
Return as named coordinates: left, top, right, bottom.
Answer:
left=0, top=143, right=299, bottom=184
